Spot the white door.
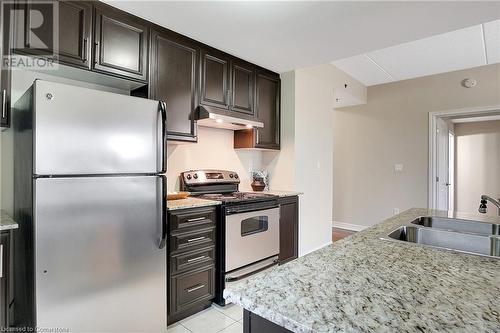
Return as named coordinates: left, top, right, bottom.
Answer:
left=436, top=118, right=449, bottom=210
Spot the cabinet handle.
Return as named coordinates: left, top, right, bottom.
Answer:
left=186, top=284, right=205, bottom=293
left=226, top=90, right=231, bottom=105
left=187, top=236, right=205, bottom=243
left=82, top=38, right=88, bottom=62
left=1, top=90, right=6, bottom=120
left=187, top=217, right=205, bottom=223
left=94, top=41, right=100, bottom=64
left=0, top=244, right=3, bottom=278
left=187, top=256, right=206, bottom=263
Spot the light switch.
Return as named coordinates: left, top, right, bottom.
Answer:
left=394, top=164, right=404, bottom=172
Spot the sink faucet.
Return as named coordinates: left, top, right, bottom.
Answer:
left=478, top=195, right=500, bottom=216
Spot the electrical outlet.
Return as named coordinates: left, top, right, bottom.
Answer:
left=393, top=208, right=400, bottom=215
left=394, top=164, right=403, bottom=172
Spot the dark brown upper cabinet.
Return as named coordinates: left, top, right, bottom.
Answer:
left=12, top=1, right=91, bottom=68
left=1, top=5, right=12, bottom=128
left=230, top=60, right=254, bottom=115
left=93, top=5, right=149, bottom=81
left=200, top=49, right=230, bottom=109
left=234, top=69, right=280, bottom=150
left=255, top=70, right=280, bottom=149
left=57, top=1, right=92, bottom=68
left=150, top=29, right=198, bottom=142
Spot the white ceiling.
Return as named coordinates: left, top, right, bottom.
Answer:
left=333, top=19, right=500, bottom=86
left=103, top=1, right=500, bottom=73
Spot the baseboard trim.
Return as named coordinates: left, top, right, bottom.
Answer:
left=332, top=221, right=367, bottom=232
left=299, top=241, right=333, bottom=257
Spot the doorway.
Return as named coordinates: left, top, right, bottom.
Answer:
left=429, top=106, right=500, bottom=213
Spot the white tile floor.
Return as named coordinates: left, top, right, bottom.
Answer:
left=167, top=304, right=243, bottom=333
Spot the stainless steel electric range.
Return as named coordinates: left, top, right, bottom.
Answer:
left=181, top=169, right=280, bottom=306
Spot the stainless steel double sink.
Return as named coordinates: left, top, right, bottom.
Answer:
left=383, top=216, right=500, bottom=258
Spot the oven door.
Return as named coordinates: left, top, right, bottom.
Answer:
left=225, top=207, right=280, bottom=272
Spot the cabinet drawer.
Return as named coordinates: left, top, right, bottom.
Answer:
left=170, top=265, right=215, bottom=313
left=171, top=246, right=215, bottom=275
left=170, top=207, right=216, bottom=231
left=170, top=226, right=215, bottom=253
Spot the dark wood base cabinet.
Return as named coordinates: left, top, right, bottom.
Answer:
left=279, top=196, right=299, bottom=264
left=0, top=231, right=10, bottom=329
left=243, top=310, right=292, bottom=333
left=167, top=206, right=217, bottom=325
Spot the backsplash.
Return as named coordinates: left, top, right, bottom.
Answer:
left=166, top=126, right=264, bottom=192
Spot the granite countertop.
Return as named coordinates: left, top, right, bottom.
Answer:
left=242, top=190, right=304, bottom=197
left=224, top=208, right=500, bottom=333
left=167, top=197, right=221, bottom=211
left=0, top=210, right=19, bottom=231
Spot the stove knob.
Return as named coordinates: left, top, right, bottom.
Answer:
left=234, top=174, right=239, bottom=179
left=186, top=174, right=192, bottom=180
left=193, top=174, right=198, bottom=179
left=229, top=174, right=234, bottom=178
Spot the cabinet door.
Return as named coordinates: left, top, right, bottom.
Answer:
left=13, top=1, right=91, bottom=68
left=230, top=60, right=254, bottom=115
left=1, top=5, right=12, bottom=128
left=0, top=232, right=9, bottom=328
left=255, top=70, right=280, bottom=149
left=151, top=30, right=198, bottom=142
left=93, top=5, right=149, bottom=81
left=279, top=196, right=298, bottom=264
left=57, top=1, right=92, bottom=68
left=200, top=49, right=230, bottom=109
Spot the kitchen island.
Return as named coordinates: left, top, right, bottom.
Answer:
left=224, top=208, right=500, bottom=333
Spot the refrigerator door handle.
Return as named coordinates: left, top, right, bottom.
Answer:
left=158, top=175, right=167, bottom=249
left=158, top=101, right=167, bottom=173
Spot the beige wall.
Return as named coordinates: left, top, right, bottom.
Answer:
left=293, top=65, right=335, bottom=254
left=272, top=64, right=366, bottom=255
left=455, top=120, right=500, bottom=217
left=333, top=63, right=500, bottom=227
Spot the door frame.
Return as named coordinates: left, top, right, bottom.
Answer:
left=447, top=129, right=455, bottom=212
left=428, top=105, right=500, bottom=209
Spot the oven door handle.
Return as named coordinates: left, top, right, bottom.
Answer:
left=225, top=256, right=279, bottom=282
left=225, top=204, right=279, bottom=215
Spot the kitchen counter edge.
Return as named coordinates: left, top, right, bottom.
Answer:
left=167, top=197, right=222, bottom=211
left=0, top=210, right=19, bottom=231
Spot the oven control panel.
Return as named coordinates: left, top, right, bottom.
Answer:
left=181, top=169, right=240, bottom=185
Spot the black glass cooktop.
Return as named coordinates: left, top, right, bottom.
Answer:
left=197, top=192, right=278, bottom=204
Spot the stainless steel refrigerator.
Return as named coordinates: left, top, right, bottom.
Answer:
left=11, top=80, right=167, bottom=332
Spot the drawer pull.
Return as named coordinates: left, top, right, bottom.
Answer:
left=186, top=284, right=206, bottom=293
left=187, top=217, right=206, bottom=222
left=187, top=256, right=206, bottom=263
left=187, top=236, right=206, bottom=243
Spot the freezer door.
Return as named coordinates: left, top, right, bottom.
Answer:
left=34, top=176, right=167, bottom=333
left=33, top=80, right=165, bottom=175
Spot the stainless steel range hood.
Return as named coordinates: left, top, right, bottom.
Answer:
left=197, top=106, right=263, bottom=130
